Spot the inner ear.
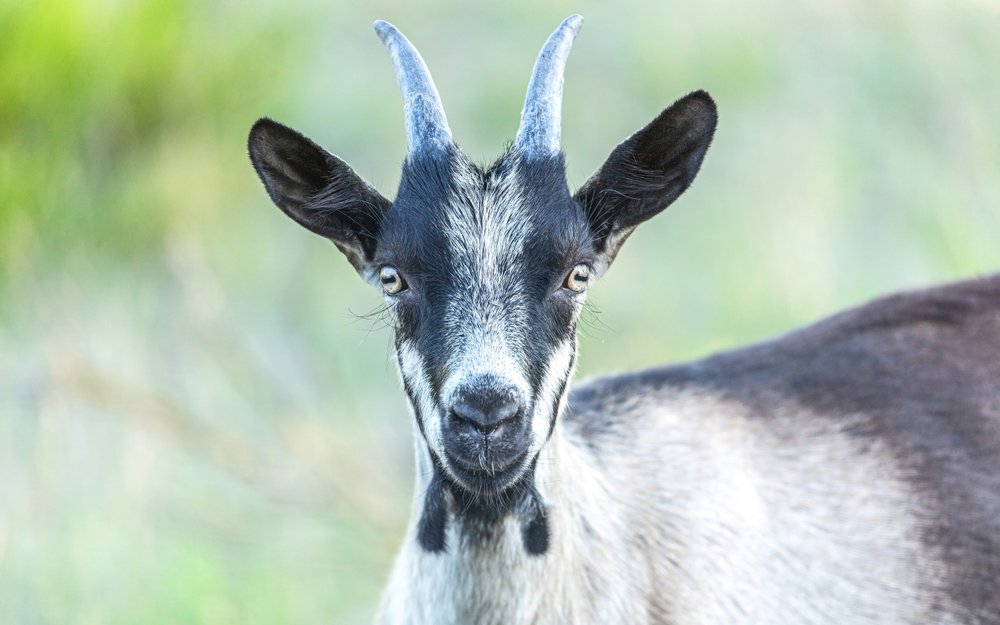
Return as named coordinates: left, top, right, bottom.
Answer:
left=248, top=118, right=391, bottom=273
left=573, top=90, right=717, bottom=257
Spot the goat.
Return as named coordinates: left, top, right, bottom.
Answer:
left=247, top=15, right=1000, bottom=625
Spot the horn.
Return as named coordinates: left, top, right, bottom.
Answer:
left=514, top=15, right=583, bottom=159
left=374, top=20, right=453, bottom=154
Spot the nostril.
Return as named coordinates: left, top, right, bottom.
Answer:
left=494, top=396, right=522, bottom=421
left=450, top=401, right=487, bottom=431
left=450, top=395, right=522, bottom=434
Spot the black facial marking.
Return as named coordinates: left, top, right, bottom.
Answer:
left=415, top=452, right=551, bottom=554
left=516, top=481, right=550, bottom=555
left=417, top=467, right=449, bottom=553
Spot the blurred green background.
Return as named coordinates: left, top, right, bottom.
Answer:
left=1, top=0, right=998, bottom=623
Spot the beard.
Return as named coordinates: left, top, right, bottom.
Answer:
left=417, top=452, right=550, bottom=555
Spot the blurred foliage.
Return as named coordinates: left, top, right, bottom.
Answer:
left=1, top=0, right=998, bottom=623
left=1, top=0, right=291, bottom=275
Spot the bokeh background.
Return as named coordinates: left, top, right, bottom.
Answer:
left=2, top=0, right=999, bottom=623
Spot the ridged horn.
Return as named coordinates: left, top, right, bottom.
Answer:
left=514, top=15, right=583, bottom=159
left=374, top=20, right=453, bottom=154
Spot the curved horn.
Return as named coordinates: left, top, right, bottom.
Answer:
left=374, top=20, right=453, bottom=154
left=514, top=15, right=583, bottom=159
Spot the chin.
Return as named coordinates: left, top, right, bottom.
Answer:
left=440, top=450, right=533, bottom=503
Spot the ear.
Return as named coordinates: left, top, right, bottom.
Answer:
left=247, top=118, right=392, bottom=275
left=573, top=90, right=717, bottom=263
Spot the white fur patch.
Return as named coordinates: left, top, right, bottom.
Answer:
left=439, top=161, right=533, bottom=412
left=528, top=338, right=575, bottom=456
left=396, top=339, right=443, bottom=450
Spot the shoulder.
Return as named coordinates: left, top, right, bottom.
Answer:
left=565, top=273, right=1000, bottom=432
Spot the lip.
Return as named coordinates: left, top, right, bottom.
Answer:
left=442, top=450, right=530, bottom=497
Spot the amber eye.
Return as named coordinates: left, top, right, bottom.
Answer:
left=380, top=266, right=407, bottom=295
left=564, top=263, right=591, bottom=293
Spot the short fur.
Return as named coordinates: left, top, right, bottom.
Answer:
left=377, top=276, right=1000, bottom=625
left=247, top=15, right=1000, bottom=625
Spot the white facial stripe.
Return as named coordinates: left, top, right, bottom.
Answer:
left=440, top=160, right=533, bottom=403
left=443, top=160, right=532, bottom=283
left=529, top=338, right=575, bottom=455
left=396, top=339, right=444, bottom=450
left=439, top=321, right=531, bottom=405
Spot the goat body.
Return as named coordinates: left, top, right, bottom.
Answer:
left=378, top=275, right=1000, bottom=624
left=247, top=15, right=1000, bottom=625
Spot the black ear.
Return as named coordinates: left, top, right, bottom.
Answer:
left=248, top=118, right=391, bottom=274
left=573, top=90, right=717, bottom=262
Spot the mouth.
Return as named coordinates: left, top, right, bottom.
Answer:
left=441, top=449, right=531, bottom=499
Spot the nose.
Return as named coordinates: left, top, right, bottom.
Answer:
left=449, top=388, right=522, bottom=436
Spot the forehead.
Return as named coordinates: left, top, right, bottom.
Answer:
left=378, top=151, right=589, bottom=275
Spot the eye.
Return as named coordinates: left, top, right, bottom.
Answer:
left=380, top=266, right=407, bottom=295
left=563, top=263, right=591, bottom=293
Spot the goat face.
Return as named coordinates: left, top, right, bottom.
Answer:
left=247, top=16, right=716, bottom=546
left=382, top=151, right=589, bottom=500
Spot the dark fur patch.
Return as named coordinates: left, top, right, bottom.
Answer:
left=417, top=468, right=449, bottom=553
left=516, top=482, right=550, bottom=555
left=572, top=90, right=717, bottom=258
left=247, top=118, right=390, bottom=271
left=417, top=453, right=551, bottom=554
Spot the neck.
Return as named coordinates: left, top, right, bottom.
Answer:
left=415, top=453, right=551, bottom=556
left=378, top=423, right=608, bottom=625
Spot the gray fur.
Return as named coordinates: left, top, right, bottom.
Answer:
left=514, top=15, right=583, bottom=159
left=379, top=276, right=1000, bottom=624
left=374, top=20, right=453, bottom=154
left=246, top=15, right=1000, bottom=625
